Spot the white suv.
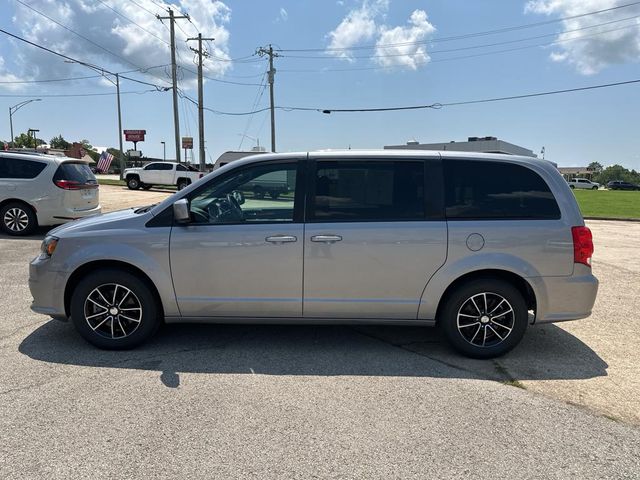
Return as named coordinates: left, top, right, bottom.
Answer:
left=0, top=152, right=101, bottom=236
left=567, top=177, right=600, bottom=190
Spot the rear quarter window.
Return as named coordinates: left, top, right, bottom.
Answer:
left=0, top=157, right=48, bottom=179
left=444, top=160, right=561, bottom=220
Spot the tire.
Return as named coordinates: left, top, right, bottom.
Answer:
left=592, top=186, right=598, bottom=190
left=0, top=201, right=38, bottom=236
left=269, top=191, right=280, bottom=200
left=254, top=186, right=265, bottom=199
left=70, top=269, right=161, bottom=350
left=439, top=278, right=528, bottom=359
left=177, top=179, right=189, bottom=190
left=569, top=185, right=575, bottom=189
left=127, top=176, right=140, bottom=190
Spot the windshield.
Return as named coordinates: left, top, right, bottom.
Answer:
left=54, top=162, right=97, bottom=184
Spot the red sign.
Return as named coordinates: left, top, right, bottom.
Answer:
left=124, top=130, right=146, bottom=142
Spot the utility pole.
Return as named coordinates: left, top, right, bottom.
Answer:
left=257, top=45, right=279, bottom=152
left=115, top=73, right=125, bottom=179
left=157, top=8, right=189, bottom=163
left=187, top=33, right=214, bottom=172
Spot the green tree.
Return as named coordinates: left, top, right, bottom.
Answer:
left=596, top=164, right=632, bottom=184
left=49, top=134, right=70, bottom=149
left=587, top=161, right=603, bottom=173
left=78, top=139, right=99, bottom=162
left=13, top=132, right=44, bottom=148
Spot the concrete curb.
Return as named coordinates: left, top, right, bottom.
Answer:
left=584, top=216, right=640, bottom=222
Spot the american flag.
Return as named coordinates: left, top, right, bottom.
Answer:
left=96, top=151, right=114, bottom=173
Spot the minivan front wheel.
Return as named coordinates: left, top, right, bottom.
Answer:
left=440, top=279, right=528, bottom=359
left=70, top=269, right=161, bottom=349
left=0, top=202, right=37, bottom=236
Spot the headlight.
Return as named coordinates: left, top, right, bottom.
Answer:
left=41, top=236, right=59, bottom=257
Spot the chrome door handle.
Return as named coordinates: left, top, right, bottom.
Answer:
left=310, top=235, right=342, bottom=244
left=266, top=235, right=297, bottom=244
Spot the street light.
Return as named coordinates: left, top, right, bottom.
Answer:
left=9, top=99, right=41, bottom=148
left=161, top=141, right=166, bottom=161
left=65, top=60, right=125, bottom=179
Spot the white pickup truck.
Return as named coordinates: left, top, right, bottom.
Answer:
left=124, top=162, right=204, bottom=190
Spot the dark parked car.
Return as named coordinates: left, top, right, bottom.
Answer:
left=607, top=180, right=640, bottom=191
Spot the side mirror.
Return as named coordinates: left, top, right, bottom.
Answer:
left=173, top=198, right=191, bottom=224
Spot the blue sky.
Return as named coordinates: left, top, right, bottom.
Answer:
left=1, top=0, right=640, bottom=169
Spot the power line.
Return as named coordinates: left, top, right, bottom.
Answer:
left=0, top=89, right=163, bottom=98
left=125, top=0, right=161, bottom=18
left=275, top=20, right=640, bottom=73
left=320, top=79, right=640, bottom=113
left=279, top=15, right=640, bottom=60
left=0, top=64, right=170, bottom=84
left=95, top=0, right=170, bottom=46
left=15, top=0, right=146, bottom=71
left=185, top=78, right=640, bottom=116
left=0, top=28, right=171, bottom=91
left=276, top=1, right=640, bottom=53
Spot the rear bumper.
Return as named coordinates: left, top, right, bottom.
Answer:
left=36, top=204, right=102, bottom=226
left=530, top=265, right=599, bottom=324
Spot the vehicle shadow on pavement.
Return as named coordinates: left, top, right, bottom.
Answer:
left=19, top=320, right=608, bottom=388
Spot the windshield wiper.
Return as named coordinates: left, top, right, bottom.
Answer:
left=134, top=204, right=157, bottom=214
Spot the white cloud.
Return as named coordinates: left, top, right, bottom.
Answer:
left=278, top=7, right=288, bottom=22
left=326, top=1, right=435, bottom=69
left=1, top=0, right=232, bottom=90
left=326, top=0, right=387, bottom=60
left=375, top=10, right=435, bottom=69
left=525, top=0, right=640, bottom=74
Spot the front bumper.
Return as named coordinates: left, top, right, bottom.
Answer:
left=29, top=256, right=68, bottom=320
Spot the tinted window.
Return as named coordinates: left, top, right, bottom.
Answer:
left=189, top=163, right=297, bottom=224
left=144, top=163, right=172, bottom=171
left=53, top=162, right=97, bottom=184
left=310, top=161, right=425, bottom=221
left=176, top=164, right=187, bottom=171
left=0, top=157, right=47, bottom=179
left=444, top=160, right=560, bottom=220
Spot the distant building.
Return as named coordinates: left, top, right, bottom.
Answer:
left=384, top=136, right=537, bottom=157
left=557, top=167, right=597, bottom=181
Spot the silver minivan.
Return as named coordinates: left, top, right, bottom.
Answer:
left=29, top=151, right=598, bottom=358
left=1, top=152, right=101, bottom=235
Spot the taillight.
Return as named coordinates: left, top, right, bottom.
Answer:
left=571, top=226, right=593, bottom=267
left=53, top=180, right=98, bottom=190
left=54, top=179, right=82, bottom=190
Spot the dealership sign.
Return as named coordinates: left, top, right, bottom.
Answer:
left=124, top=129, right=146, bottom=142
left=182, top=136, right=193, bottom=149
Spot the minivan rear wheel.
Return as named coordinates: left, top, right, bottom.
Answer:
left=70, top=269, right=161, bottom=349
left=440, top=279, right=528, bottom=359
left=0, top=202, right=37, bottom=236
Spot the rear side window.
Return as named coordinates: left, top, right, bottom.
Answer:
left=0, top=157, right=47, bottom=179
left=309, top=160, right=425, bottom=221
left=444, top=160, right=560, bottom=220
left=144, top=163, right=172, bottom=170
left=53, top=162, right=97, bottom=184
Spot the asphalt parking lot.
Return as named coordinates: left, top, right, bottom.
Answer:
left=1, top=185, right=639, bottom=478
